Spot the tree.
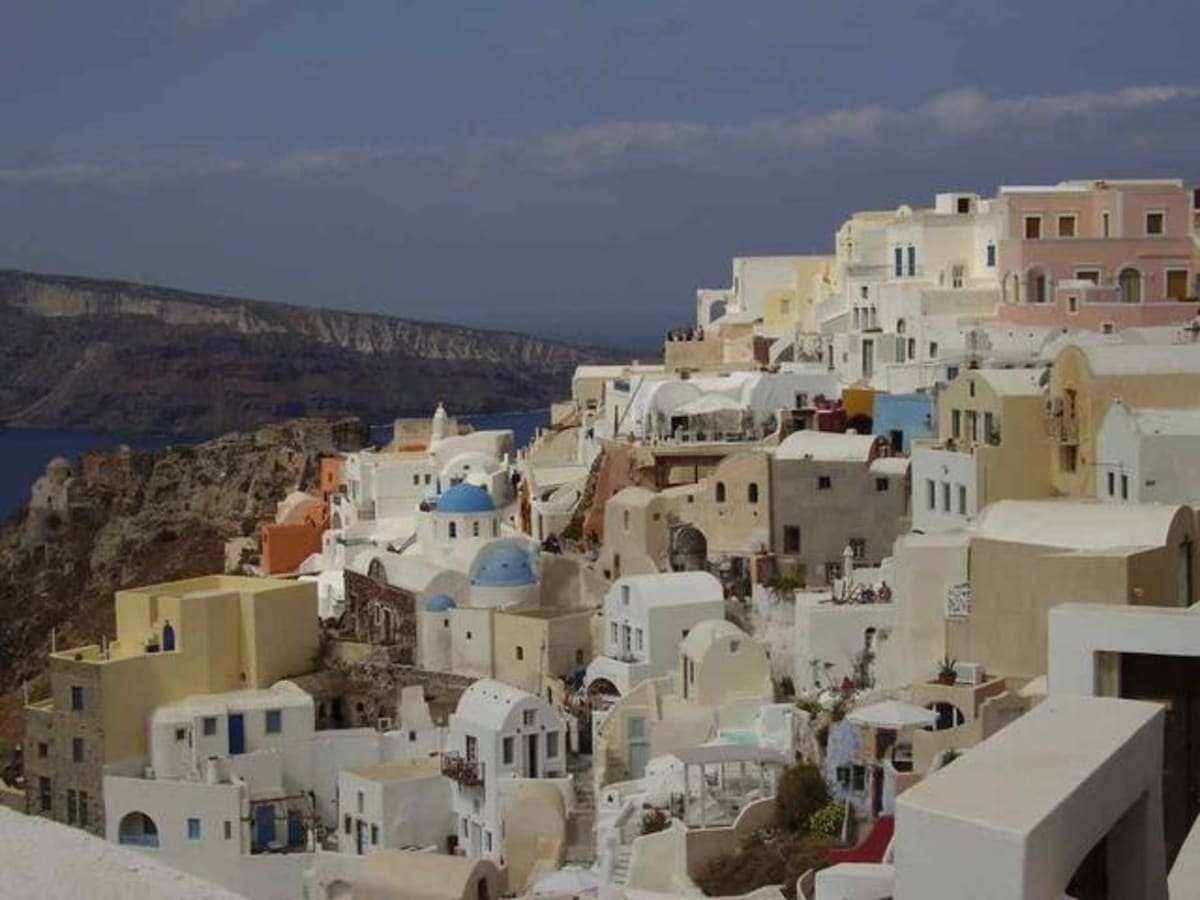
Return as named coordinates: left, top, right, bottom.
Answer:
left=775, top=762, right=831, bottom=833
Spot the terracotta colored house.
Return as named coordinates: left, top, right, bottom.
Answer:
left=261, top=495, right=329, bottom=575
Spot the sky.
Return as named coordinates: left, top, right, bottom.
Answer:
left=1, top=1, right=1199, bottom=347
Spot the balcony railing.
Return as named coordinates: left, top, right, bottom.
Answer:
left=441, top=753, right=483, bottom=787
left=1046, top=415, right=1079, bottom=444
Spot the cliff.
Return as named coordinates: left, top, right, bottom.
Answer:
left=0, top=270, right=613, bottom=433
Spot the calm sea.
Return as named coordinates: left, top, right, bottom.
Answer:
left=0, top=408, right=549, bottom=518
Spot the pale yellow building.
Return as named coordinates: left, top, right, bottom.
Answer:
left=25, top=575, right=319, bottom=835
left=760, top=255, right=836, bottom=335
left=1047, top=342, right=1200, bottom=496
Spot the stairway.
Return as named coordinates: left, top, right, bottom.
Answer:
left=611, top=846, right=632, bottom=885
left=564, top=755, right=597, bottom=864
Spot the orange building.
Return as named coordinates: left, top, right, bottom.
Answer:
left=261, top=495, right=329, bottom=575
left=320, top=456, right=344, bottom=499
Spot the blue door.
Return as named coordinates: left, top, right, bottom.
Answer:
left=228, top=713, right=245, bottom=755
left=254, top=805, right=275, bottom=850
left=287, top=811, right=304, bottom=847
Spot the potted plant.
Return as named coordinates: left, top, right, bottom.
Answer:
left=936, top=656, right=958, bottom=686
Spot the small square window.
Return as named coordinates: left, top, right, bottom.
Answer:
left=408, top=730, right=417, bottom=742
left=515, top=646, right=524, bottom=661
left=1057, top=214, right=1076, bottom=238
left=187, top=817, right=202, bottom=840
left=265, top=710, right=282, bottom=734
left=1024, top=215, right=1042, bottom=239
left=875, top=477, right=888, bottom=492
left=729, top=640, right=740, bottom=653
left=957, top=196, right=971, bottom=214
left=202, top=717, right=218, bottom=737
left=817, top=475, right=832, bottom=490
left=174, top=728, right=186, bottom=743
left=523, top=709, right=536, bottom=727
left=1146, top=211, right=1165, bottom=236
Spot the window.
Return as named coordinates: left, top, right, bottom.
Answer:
left=546, top=732, right=559, bottom=758
left=344, top=815, right=352, bottom=835
left=1030, top=271, right=1047, bottom=303
left=78, top=792, right=89, bottom=828
left=412, top=474, right=420, bottom=486
left=409, top=730, right=417, bottom=742
left=986, top=242, right=996, bottom=268
left=851, top=765, right=867, bottom=792
left=849, top=538, right=866, bottom=560
left=503, top=737, right=514, bottom=765
left=1107, top=471, right=1115, bottom=497
left=715, top=482, right=726, bottom=503
left=523, top=709, right=536, bottom=726
left=951, top=264, right=965, bottom=289
left=621, top=584, right=630, bottom=604
left=187, top=817, right=202, bottom=840
left=1057, top=214, right=1077, bottom=238
left=72, top=738, right=83, bottom=763
left=1024, top=215, right=1042, bottom=239
left=576, top=649, right=585, bottom=666
left=1060, top=445, right=1078, bottom=473
left=1075, top=269, right=1099, bottom=283
left=484, top=830, right=492, bottom=853
left=817, top=475, right=832, bottom=490
left=836, top=766, right=850, bottom=787
left=1121, top=474, right=1129, bottom=500
left=907, top=337, right=916, bottom=360
left=875, top=477, right=889, bottom=492
left=174, top=728, right=186, bottom=743
left=472, top=520, right=480, bottom=537
left=1146, top=211, right=1165, bottom=236
left=465, top=735, right=478, bottom=762
left=424, top=473, right=432, bottom=485
left=37, top=742, right=47, bottom=759
left=357, top=791, right=364, bottom=813
left=1102, top=210, right=1111, bottom=237
left=929, top=341, right=939, bottom=358
left=67, top=789, right=77, bottom=825
left=951, top=409, right=961, bottom=438
left=957, top=196, right=971, bottom=214
left=202, top=717, right=217, bottom=737
left=371, top=824, right=379, bottom=845
left=957, top=485, right=967, bottom=515
left=628, top=715, right=647, bottom=740
left=265, top=710, right=282, bottom=734
left=610, top=623, right=618, bottom=644
left=635, top=628, right=644, bottom=651
left=1101, top=321, right=1114, bottom=335
left=515, top=646, right=524, bottom=661
left=747, top=482, right=759, bottom=504
left=448, top=522, right=457, bottom=539
left=783, top=526, right=801, bottom=554
left=38, top=777, right=51, bottom=812
left=893, top=246, right=903, bottom=277
left=70, top=686, right=83, bottom=712
left=1167, top=269, right=1190, bottom=301
left=225, top=820, right=233, bottom=840
left=925, top=479, right=936, bottom=511
left=1067, top=295, right=1078, bottom=313
left=622, top=509, right=630, bottom=531
left=860, top=285, right=869, bottom=300
left=984, top=412, right=996, bottom=445
left=907, top=245, right=916, bottom=276
left=941, top=482, right=951, bottom=512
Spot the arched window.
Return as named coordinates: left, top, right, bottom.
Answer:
left=448, top=522, right=458, bottom=540
left=747, top=483, right=759, bottom=504
left=1119, top=267, right=1142, bottom=303
left=161, top=621, right=175, bottom=652
left=118, top=811, right=159, bottom=847
left=368, top=558, right=388, bottom=583
left=1028, top=269, right=1047, bottom=304
left=715, top=482, right=726, bottom=503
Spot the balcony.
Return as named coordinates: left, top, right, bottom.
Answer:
left=441, top=753, right=483, bottom=787
left=1046, top=415, right=1079, bottom=444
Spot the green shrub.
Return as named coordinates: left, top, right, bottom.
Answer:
left=775, top=762, right=830, bottom=833
left=807, top=801, right=845, bottom=837
left=694, top=832, right=835, bottom=899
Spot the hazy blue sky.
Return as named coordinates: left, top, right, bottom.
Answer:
left=2, top=1, right=1198, bottom=346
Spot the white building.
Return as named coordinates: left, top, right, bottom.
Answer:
left=793, top=592, right=897, bottom=693
left=443, top=680, right=570, bottom=860
left=336, top=758, right=451, bottom=856
left=1096, top=401, right=1200, bottom=505
left=910, top=445, right=978, bottom=534
left=584, top=572, right=726, bottom=696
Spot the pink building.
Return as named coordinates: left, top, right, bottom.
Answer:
left=996, top=179, right=1200, bottom=330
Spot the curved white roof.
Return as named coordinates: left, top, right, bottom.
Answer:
left=1077, top=342, right=1200, bottom=377
left=608, top=485, right=658, bottom=509
left=454, top=678, right=538, bottom=731
left=1123, top=406, right=1200, bottom=437
left=973, top=499, right=1182, bottom=550
left=680, top=619, right=745, bottom=660
left=776, top=431, right=882, bottom=462
left=870, top=457, right=910, bottom=477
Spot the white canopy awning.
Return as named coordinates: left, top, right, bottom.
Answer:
left=673, top=394, right=746, bottom=416
left=847, top=700, right=937, bottom=730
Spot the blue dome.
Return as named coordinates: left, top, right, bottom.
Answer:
left=424, top=593, right=457, bottom=612
left=471, top=544, right=537, bottom=588
left=435, top=483, right=495, bottom=514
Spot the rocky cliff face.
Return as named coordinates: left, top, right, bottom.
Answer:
left=0, top=419, right=357, bottom=754
left=0, top=270, right=613, bottom=433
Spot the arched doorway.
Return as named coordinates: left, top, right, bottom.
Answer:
left=1119, top=267, right=1142, bottom=303
left=117, top=811, right=159, bottom=847
left=1027, top=268, right=1048, bottom=304
left=925, top=701, right=966, bottom=732
left=670, top=525, right=708, bottom=572
left=367, top=558, right=388, bottom=583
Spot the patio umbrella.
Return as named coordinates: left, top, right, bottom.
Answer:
left=846, top=699, right=938, bottom=730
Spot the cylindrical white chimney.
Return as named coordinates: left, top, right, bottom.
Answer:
left=204, top=756, right=221, bottom=785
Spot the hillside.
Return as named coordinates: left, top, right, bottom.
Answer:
left=0, top=270, right=613, bottom=433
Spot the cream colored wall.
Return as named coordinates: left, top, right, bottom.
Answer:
left=500, top=784, right=566, bottom=894
left=700, top=451, right=772, bottom=556
left=978, top=394, right=1053, bottom=506
left=1049, top=346, right=1200, bottom=495
left=450, top=607, right=495, bottom=679
left=688, top=633, right=771, bottom=708
left=603, top=495, right=669, bottom=577
left=242, top=581, right=319, bottom=687
left=492, top=616, right=549, bottom=694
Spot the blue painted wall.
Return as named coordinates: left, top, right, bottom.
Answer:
left=873, top=393, right=934, bottom=454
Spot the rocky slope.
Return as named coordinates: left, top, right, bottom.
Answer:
left=0, top=419, right=360, bottom=754
left=0, top=270, right=613, bottom=433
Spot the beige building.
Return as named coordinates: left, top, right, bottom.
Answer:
left=1047, top=342, right=1200, bottom=496
left=769, top=432, right=907, bottom=583
left=594, top=620, right=772, bottom=787
left=948, top=500, right=1198, bottom=680
left=911, top=367, right=1051, bottom=533
left=24, top=575, right=319, bottom=836
left=697, top=450, right=773, bottom=560
left=600, top=486, right=671, bottom=579
left=491, top=606, right=594, bottom=696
